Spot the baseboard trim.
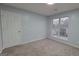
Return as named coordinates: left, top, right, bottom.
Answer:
left=3, top=37, right=46, bottom=49
left=48, top=36, right=79, bottom=49
left=23, top=37, right=46, bottom=45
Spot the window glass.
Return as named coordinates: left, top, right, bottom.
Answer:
left=53, top=18, right=59, bottom=25
left=60, top=17, right=69, bottom=37
left=60, top=17, right=69, bottom=24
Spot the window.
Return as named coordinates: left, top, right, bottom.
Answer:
left=52, top=17, right=69, bottom=38
left=60, top=17, right=69, bottom=25
left=53, top=18, right=59, bottom=25
left=60, top=17, right=69, bottom=37
left=52, top=18, right=60, bottom=36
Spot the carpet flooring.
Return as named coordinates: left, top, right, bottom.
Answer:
left=1, top=39, right=79, bottom=56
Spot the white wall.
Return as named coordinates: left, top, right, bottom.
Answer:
left=0, top=5, right=47, bottom=49
left=48, top=9, right=79, bottom=48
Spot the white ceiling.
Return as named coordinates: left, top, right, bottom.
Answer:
left=4, top=3, right=79, bottom=16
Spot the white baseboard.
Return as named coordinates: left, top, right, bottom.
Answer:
left=3, top=37, right=46, bottom=49
left=48, top=36, right=79, bottom=49
left=23, top=37, right=46, bottom=45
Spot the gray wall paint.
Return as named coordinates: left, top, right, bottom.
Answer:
left=48, top=9, right=79, bottom=45
left=0, top=5, right=47, bottom=48
left=22, top=12, right=47, bottom=43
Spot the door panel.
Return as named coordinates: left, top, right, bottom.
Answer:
left=0, top=23, right=2, bottom=53
left=0, top=9, right=2, bottom=53
left=1, top=9, right=22, bottom=48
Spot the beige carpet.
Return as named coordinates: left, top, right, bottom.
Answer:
left=1, top=39, right=79, bottom=56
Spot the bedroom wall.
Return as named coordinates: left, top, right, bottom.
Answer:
left=0, top=5, right=47, bottom=49
left=48, top=9, right=79, bottom=47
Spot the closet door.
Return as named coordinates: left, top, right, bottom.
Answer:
left=0, top=22, right=2, bottom=53
left=1, top=9, right=22, bottom=48
left=0, top=9, right=2, bottom=53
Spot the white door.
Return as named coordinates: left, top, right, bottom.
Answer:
left=0, top=9, right=2, bottom=53
left=1, top=9, right=23, bottom=48
left=0, top=23, right=2, bottom=53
